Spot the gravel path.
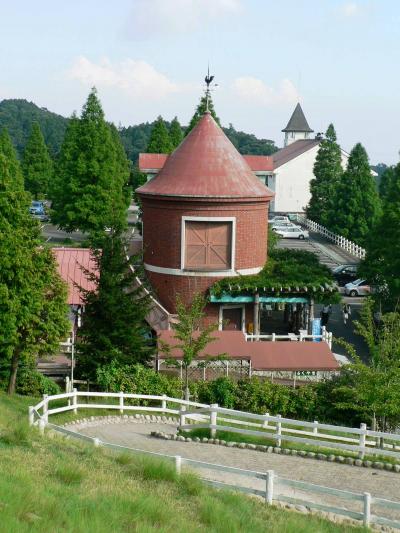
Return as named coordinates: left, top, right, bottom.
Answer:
left=73, top=419, right=400, bottom=522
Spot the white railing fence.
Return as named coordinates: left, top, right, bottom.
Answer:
left=245, top=326, right=333, bottom=349
left=33, top=415, right=400, bottom=529
left=296, top=215, right=366, bottom=259
left=30, top=392, right=400, bottom=460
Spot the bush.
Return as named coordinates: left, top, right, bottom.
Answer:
left=96, top=362, right=182, bottom=399
left=16, top=368, right=61, bottom=396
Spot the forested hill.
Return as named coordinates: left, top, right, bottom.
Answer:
left=0, top=99, right=68, bottom=157
left=0, top=98, right=278, bottom=162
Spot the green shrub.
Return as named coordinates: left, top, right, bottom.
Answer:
left=16, top=368, right=61, bottom=396
left=96, top=362, right=182, bottom=400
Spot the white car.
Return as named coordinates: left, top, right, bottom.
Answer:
left=274, top=227, right=309, bottom=240
left=344, top=279, right=372, bottom=297
left=268, top=215, right=290, bottom=224
left=271, top=221, right=302, bottom=230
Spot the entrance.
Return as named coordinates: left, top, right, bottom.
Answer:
left=222, top=307, right=243, bottom=331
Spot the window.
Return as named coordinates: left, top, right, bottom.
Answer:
left=184, top=220, right=233, bottom=271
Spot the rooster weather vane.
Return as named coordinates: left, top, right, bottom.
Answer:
left=204, top=66, right=217, bottom=112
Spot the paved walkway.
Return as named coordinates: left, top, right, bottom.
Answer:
left=76, top=420, right=400, bottom=521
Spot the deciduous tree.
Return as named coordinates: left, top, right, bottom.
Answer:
left=22, top=122, right=53, bottom=198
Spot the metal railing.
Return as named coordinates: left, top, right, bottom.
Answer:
left=245, top=326, right=333, bottom=349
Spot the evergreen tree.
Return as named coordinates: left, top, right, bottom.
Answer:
left=0, top=128, right=24, bottom=190
left=22, top=122, right=53, bottom=199
left=0, top=153, right=69, bottom=394
left=330, top=143, right=381, bottom=245
left=307, top=124, right=342, bottom=226
left=76, top=231, right=152, bottom=380
left=362, top=163, right=400, bottom=305
left=379, top=165, right=395, bottom=200
left=185, top=94, right=220, bottom=136
left=50, top=88, right=131, bottom=235
left=169, top=116, right=183, bottom=149
left=146, top=116, right=173, bottom=154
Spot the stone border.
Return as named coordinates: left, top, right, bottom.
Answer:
left=150, top=430, right=400, bottom=473
left=63, top=414, right=179, bottom=431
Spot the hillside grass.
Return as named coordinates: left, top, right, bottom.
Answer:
left=0, top=393, right=368, bottom=532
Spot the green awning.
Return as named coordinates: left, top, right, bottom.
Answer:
left=210, top=294, right=309, bottom=304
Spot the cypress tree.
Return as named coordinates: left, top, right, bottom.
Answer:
left=307, top=124, right=342, bottom=226
left=169, top=116, right=183, bottom=149
left=185, top=94, right=220, bottom=136
left=0, top=153, right=69, bottom=393
left=0, top=128, right=24, bottom=191
left=22, top=122, right=53, bottom=199
left=76, top=231, right=152, bottom=380
left=50, top=88, right=130, bottom=235
left=363, top=163, right=400, bottom=306
left=146, top=116, right=173, bottom=154
left=331, top=143, right=380, bottom=245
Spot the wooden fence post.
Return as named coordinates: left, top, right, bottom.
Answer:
left=42, top=394, right=49, bottom=423
left=210, top=403, right=218, bottom=438
left=313, top=420, right=319, bottom=435
left=65, top=376, right=70, bottom=393
left=262, top=412, right=270, bottom=429
left=119, top=391, right=124, bottom=414
left=363, top=492, right=371, bottom=527
left=161, top=394, right=167, bottom=411
left=265, top=470, right=274, bottom=505
left=276, top=414, right=282, bottom=447
left=179, top=406, right=186, bottom=431
left=359, top=423, right=367, bottom=459
left=38, top=419, right=45, bottom=435
left=28, top=406, right=34, bottom=426
left=72, top=387, right=78, bottom=415
left=175, top=455, right=182, bottom=475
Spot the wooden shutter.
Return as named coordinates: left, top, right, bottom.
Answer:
left=185, top=221, right=232, bottom=270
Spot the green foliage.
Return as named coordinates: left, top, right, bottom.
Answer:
left=160, top=294, right=224, bottom=397
left=146, top=115, right=173, bottom=154
left=0, top=153, right=69, bottom=393
left=362, top=163, right=400, bottom=306
left=96, top=362, right=181, bottom=398
left=0, top=98, right=68, bottom=157
left=169, top=116, right=183, bottom=149
left=0, top=128, right=24, bottom=189
left=76, top=232, right=153, bottom=380
left=22, top=122, right=53, bottom=199
left=50, top=89, right=131, bottom=235
left=330, top=143, right=381, bottom=246
left=307, top=124, right=342, bottom=225
left=14, top=368, right=60, bottom=396
left=224, top=123, right=278, bottom=156
left=186, top=95, right=220, bottom=135
left=212, top=249, right=339, bottom=304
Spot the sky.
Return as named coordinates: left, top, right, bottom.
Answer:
left=0, top=0, right=399, bottom=164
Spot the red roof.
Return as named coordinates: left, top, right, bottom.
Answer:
left=157, top=330, right=338, bottom=371
left=53, top=248, right=98, bottom=305
left=137, top=113, right=273, bottom=201
left=140, top=153, right=273, bottom=173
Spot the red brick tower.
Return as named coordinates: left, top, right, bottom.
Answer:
left=136, top=112, right=274, bottom=326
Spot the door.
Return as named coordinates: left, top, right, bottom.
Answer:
left=222, top=307, right=243, bottom=331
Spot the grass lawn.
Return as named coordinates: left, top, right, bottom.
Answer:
left=0, top=392, right=368, bottom=532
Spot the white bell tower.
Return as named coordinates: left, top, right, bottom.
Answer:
left=282, top=103, right=314, bottom=147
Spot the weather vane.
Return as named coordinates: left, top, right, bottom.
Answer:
left=204, top=65, right=217, bottom=112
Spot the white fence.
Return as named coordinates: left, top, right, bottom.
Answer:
left=245, top=326, right=333, bottom=349
left=296, top=215, right=366, bottom=259
left=29, top=393, right=400, bottom=530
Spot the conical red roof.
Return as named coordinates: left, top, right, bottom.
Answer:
left=137, top=113, right=274, bottom=201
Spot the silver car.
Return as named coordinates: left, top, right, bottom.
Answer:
left=344, top=279, right=371, bottom=297
left=274, top=227, right=309, bottom=240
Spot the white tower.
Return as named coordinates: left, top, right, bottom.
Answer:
left=282, top=103, right=314, bottom=147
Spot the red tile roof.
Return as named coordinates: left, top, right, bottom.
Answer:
left=53, top=248, right=98, bottom=305
left=137, top=113, right=274, bottom=201
left=140, top=153, right=273, bottom=173
left=157, top=330, right=338, bottom=371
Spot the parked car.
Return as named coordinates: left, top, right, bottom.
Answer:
left=271, top=221, right=301, bottom=230
left=32, top=212, right=50, bottom=222
left=29, top=200, right=45, bottom=214
left=268, top=215, right=290, bottom=224
left=332, top=264, right=358, bottom=287
left=273, top=227, right=309, bottom=240
left=345, top=279, right=371, bottom=297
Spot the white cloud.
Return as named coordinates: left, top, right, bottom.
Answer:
left=67, top=57, right=187, bottom=100
left=232, top=77, right=299, bottom=106
left=340, top=2, right=360, bottom=17
left=125, top=0, right=242, bottom=38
